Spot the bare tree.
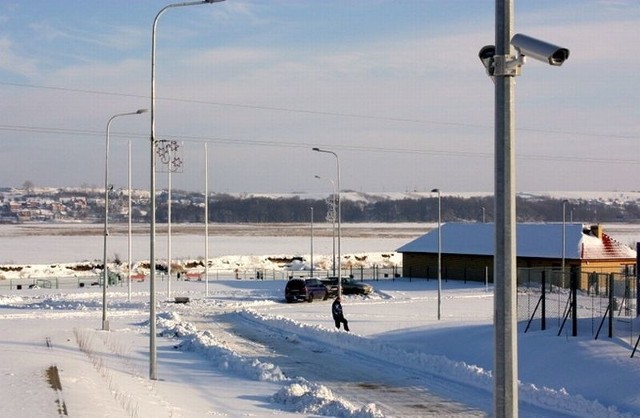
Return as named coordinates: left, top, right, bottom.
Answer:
left=22, top=180, right=34, bottom=194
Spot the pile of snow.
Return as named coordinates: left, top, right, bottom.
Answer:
left=154, top=311, right=385, bottom=416
left=274, top=379, right=384, bottom=417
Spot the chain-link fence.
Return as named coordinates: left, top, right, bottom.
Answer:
left=0, top=264, right=403, bottom=290
left=244, top=264, right=401, bottom=281
left=517, top=267, right=638, bottom=342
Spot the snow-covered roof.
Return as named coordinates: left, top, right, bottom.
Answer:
left=396, top=223, right=636, bottom=260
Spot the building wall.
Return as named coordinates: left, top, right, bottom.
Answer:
left=402, top=253, right=495, bottom=282
left=401, top=252, right=635, bottom=288
left=578, top=259, right=636, bottom=289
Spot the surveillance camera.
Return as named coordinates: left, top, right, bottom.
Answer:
left=478, top=45, right=496, bottom=75
left=510, top=33, right=569, bottom=66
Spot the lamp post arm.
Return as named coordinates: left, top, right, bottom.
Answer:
left=103, top=109, right=147, bottom=332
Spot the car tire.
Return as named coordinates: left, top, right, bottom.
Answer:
left=307, top=293, right=313, bottom=303
left=323, top=291, right=328, bottom=301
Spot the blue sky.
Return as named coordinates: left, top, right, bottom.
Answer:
left=1, top=1, right=639, bottom=194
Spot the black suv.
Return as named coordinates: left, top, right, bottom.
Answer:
left=320, top=277, right=374, bottom=296
left=285, top=278, right=329, bottom=303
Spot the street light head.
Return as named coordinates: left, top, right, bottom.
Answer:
left=204, top=0, right=226, bottom=3
left=431, top=188, right=440, bottom=193
left=136, top=109, right=149, bottom=114
left=312, top=147, right=320, bottom=152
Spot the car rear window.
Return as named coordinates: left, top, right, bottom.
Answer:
left=286, top=280, right=304, bottom=290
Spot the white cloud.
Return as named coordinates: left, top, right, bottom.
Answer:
left=0, top=36, right=38, bottom=78
left=28, top=21, right=67, bottom=42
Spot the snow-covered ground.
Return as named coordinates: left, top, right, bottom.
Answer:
left=2, top=223, right=640, bottom=417
left=2, top=275, right=640, bottom=416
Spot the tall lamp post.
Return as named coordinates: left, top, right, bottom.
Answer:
left=431, top=188, right=442, bottom=320
left=127, top=139, right=133, bottom=302
left=204, top=142, right=210, bottom=296
left=156, top=140, right=183, bottom=297
left=149, top=0, right=225, bottom=381
left=312, top=147, right=341, bottom=297
left=478, top=3, right=569, bottom=414
left=103, top=108, right=147, bottom=331
left=310, top=207, right=314, bottom=277
left=314, top=175, right=337, bottom=277
left=167, top=160, right=172, bottom=297
left=562, top=199, right=568, bottom=285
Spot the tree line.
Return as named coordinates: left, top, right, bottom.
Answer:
left=6, top=186, right=640, bottom=224
left=157, top=193, right=640, bottom=224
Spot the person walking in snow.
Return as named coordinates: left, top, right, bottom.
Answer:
left=331, top=297, right=349, bottom=331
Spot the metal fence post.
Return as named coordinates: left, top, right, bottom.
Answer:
left=609, top=273, right=615, bottom=338
left=636, top=242, right=640, bottom=317
left=541, top=270, right=546, bottom=330
left=571, top=268, right=577, bottom=336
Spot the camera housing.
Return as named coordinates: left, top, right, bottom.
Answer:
left=510, top=33, right=569, bottom=66
left=478, top=45, right=497, bottom=76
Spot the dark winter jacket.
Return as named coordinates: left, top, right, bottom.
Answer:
left=332, top=299, right=343, bottom=319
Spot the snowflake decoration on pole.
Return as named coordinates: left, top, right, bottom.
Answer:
left=156, top=140, right=184, bottom=173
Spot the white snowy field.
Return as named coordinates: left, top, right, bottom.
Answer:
left=0, top=222, right=420, bottom=265
left=1, top=222, right=640, bottom=417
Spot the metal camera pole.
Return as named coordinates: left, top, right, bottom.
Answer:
left=479, top=2, right=569, bottom=415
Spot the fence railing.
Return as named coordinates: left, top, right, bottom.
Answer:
left=0, top=264, right=402, bottom=290
left=517, top=268, right=637, bottom=344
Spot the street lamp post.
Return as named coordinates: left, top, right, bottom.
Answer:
left=431, top=188, right=442, bottom=320
left=103, top=109, right=147, bottom=331
left=562, top=199, right=568, bottom=285
left=127, top=139, right=133, bottom=302
left=314, top=175, right=337, bottom=277
left=204, top=142, right=210, bottom=296
left=155, top=140, right=182, bottom=297
left=312, top=148, right=341, bottom=297
left=149, top=0, right=225, bottom=381
left=310, top=207, right=314, bottom=277
left=167, top=160, right=172, bottom=297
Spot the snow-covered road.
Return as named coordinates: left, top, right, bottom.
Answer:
left=182, top=303, right=486, bottom=416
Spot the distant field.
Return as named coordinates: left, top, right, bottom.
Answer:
left=3, top=222, right=639, bottom=265
left=0, top=222, right=428, bottom=239
left=0, top=223, right=421, bottom=265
